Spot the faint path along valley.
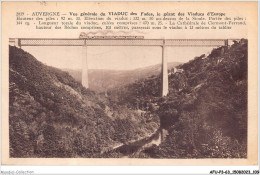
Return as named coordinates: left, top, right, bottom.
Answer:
left=101, top=108, right=162, bottom=157
left=103, top=127, right=162, bottom=158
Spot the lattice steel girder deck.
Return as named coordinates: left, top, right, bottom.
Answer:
left=13, top=38, right=229, bottom=47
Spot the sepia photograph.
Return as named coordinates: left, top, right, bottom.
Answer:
left=8, top=37, right=248, bottom=159
left=1, top=1, right=258, bottom=168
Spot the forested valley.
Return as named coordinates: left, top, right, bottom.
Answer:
left=9, top=39, right=247, bottom=158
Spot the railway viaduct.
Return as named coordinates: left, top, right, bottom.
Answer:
left=9, top=37, right=233, bottom=96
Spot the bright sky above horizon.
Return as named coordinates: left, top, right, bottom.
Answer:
left=22, top=46, right=215, bottom=70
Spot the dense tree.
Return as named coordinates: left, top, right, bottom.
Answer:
left=108, top=39, right=248, bottom=158
left=9, top=46, right=159, bottom=158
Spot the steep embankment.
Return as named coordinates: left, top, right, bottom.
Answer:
left=109, top=39, right=248, bottom=158
left=9, top=46, right=159, bottom=158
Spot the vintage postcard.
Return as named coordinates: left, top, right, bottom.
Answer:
left=1, top=1, right=258, bottom=165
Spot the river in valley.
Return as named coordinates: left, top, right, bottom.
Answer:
left=102, top=128, right=164, bottom=158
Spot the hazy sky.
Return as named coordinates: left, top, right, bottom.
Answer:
left=22, top=46, right=214, bottom=70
